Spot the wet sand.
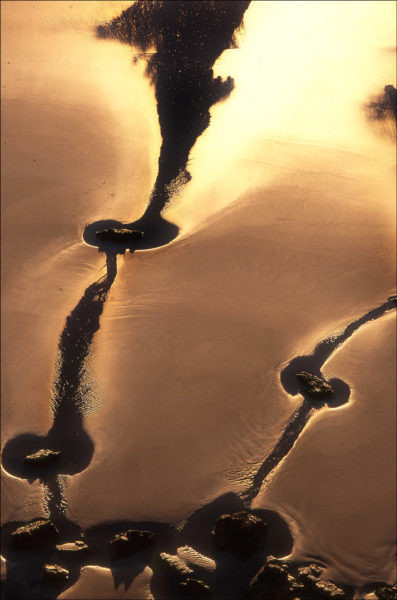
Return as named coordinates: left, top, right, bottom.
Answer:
left=1, top=1, right=396, bottom=599
left=256, top=311, right=396, bottom=589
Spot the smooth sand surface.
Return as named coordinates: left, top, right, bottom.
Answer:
left=1, top=0, right=396, bottom=597
left=58, top=565, right=153, bottom=600
left=66, top=150, right=395, bottom=528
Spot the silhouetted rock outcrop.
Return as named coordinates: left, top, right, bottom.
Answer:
left=212, top=511, right=267, bottom=559
left=11, top=519, right=59, bottom=550
left=96, top=228, right=144, bottom=242
left=296, top=371, right=333, bottom=398
left=110, top=529, right=155, bottom=559
left=42, top=564, right=70, bottom=583
left=24, top=449, right=61, bottom=466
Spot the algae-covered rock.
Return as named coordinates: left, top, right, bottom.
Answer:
left=96, top=228, right=143, bottom=242
left=212, top=511, right=267, bottom=559
left=42, top=564, right=70, bottom=583
left=11, top=519, right=59, bottom=550
left=110, top=529, right=155, bottom=559
left=24, top=449, right=61, bottom=466
left=296, top=371, right=333, bottom=397
left=179, top=577, right=211, bottom=595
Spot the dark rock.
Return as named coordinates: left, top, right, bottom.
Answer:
left=212, top=511, right=267, bottom=559
left=159, top=552, right=194, bottom=578
left=11, top=519, right=60, bottom=550
left=42, top=564, right=70, bottom=583
left=296, top=371, right=333, bottom=398
left=247, top=559, right=302, bottom=600
left=297, top=565, right=348, bottom=599
left=248, top=559, right=353, bottom=600
left=96, top=228, right=144, bottom=242
left=388, top=295, right=397, bottom=304
left=56, top=540, right=89, bottom=553
left=110, top=529, right=155, bottom=559
left=24, top=449, right=61, bottom=466
left=375, top=583, right=397, bottom=600
left=367, top=85, right=397, bottom=122
left=179, top=577, right=211, bottom=595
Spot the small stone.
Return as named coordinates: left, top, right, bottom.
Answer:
left=11, top=519, right=59, bottom=550
left=388, top=295, right=397, bottom=304
left=24, top=449, right=61, bottom=466
left=159, top=552, right=194, bottom=578
left=296, top=371, right=333, bottom=397
left=56, top=540, right=89, bottom=553
left=96, top=228, right=143, bottom=242
left=212, top=511, right=267, bottom=558
left=42, top=564, right=69, bottom=583
left=179, top=578, right=211, bottom=594
left=110, top=529, right=155, bottom=559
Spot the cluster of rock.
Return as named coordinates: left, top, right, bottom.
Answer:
left=6, top=513, right=395, bottom=599
left=375, top=584, right=397, bottom=600
left=247, top=558, right=353, bottom=600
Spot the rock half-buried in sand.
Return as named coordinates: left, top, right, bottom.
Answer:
left=296, top=371, right=333, bottom=398
left=42, top=564, right=70, bottom=583
left=24, top=449, right=61, bottom=466
left=95, top=228, right=144, bottom=243
left=11, top=519, right=59, bottom=550
left=212, top=511, right=267, bottom=559
left=110, top=529, right=155, bottom=559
